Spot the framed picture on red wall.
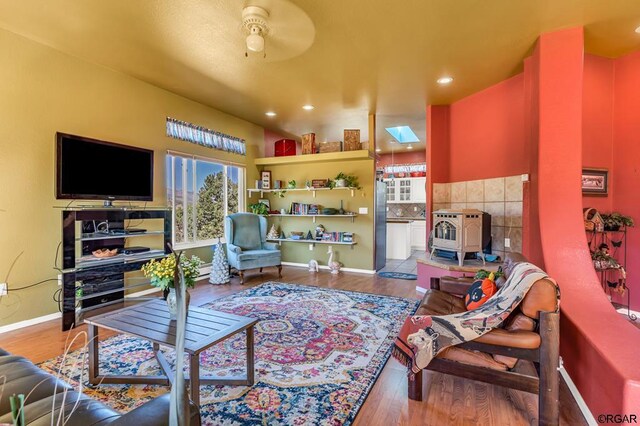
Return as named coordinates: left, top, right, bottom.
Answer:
left=582, top=168, right=608, bottom=196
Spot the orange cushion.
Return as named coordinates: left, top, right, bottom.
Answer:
left=465, top=279, right=497, bottom=310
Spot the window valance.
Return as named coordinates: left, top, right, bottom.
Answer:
left=166, top=117, right=246, bottom=155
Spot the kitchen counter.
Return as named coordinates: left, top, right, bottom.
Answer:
left=386, top=217, right=426, bottom=222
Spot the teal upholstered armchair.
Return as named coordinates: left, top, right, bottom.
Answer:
left=225, top=213, right=282, bottom=284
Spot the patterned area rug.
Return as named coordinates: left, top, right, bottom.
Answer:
left=39, top=282, right=419, bottom=425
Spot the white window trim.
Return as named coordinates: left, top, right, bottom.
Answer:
left=174, top=238, right=227, bottom=251
left=167, top=151, right=245, bottom=248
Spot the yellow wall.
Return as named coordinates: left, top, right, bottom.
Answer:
left=256, top=160, right=375, bottom=271
left=0, top=29, right=262, bottom=326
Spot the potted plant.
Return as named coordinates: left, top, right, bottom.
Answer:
left=287, top=179, right=296, bottom=189
left=601, top=212, right=634, bottom=231
left=248, top=202, right=269, bottom=215
left=329, top=172, right=361, bottom=189
left=141, top=254, right=203, bottom=319
left=591, top=250, right=619, bottom=270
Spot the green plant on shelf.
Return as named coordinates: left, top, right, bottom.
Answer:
left=328, top=172, right=361, bottom=190
left=601, top=212, right=634, bottom=231
left=287, top=180, right=296, bottom=189
left=249, top=202, right=270, bottom=215
left=591, top=250, right=619, bottom=269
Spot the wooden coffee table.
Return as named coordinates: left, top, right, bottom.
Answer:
left=84, top=299, right=258, bottom=406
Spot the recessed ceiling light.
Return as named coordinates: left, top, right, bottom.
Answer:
left=302, top=105, right=315, bottom=110
left=635, top=25, right=640, bottom=34
left=265, top=111, right=277, bottom=117
left=437, top=76, right=454, bottom=85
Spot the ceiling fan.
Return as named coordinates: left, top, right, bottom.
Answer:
left=240, top=1, right=315, bottom=61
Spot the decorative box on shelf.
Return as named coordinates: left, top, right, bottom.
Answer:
left=274, top=139, right=296, bottom=157
left=344, top=129, right=361, bottom=151
left=302, top=133, right=316, bottom=154
left=318, top=141, right=342, bottom=153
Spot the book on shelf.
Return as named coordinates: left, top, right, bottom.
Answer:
left=289, top=202, right=322, bottom=215
left=321, top=232, right=355, bottom=243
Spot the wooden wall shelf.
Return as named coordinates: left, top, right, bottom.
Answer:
left=268, top=238, right=357, bottom=249
left=270, top=214, right=357, bottom=223
left=247, top=187, right=357, bottom=198
left=254, top=150, right=372, bottom=166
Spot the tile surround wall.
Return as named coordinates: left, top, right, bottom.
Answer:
left=432, top=175, right=524, bottom=260
left=387, top=203, right=426, bottom=219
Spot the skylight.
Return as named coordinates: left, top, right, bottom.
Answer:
left=384, top=126, right=420, bottom=143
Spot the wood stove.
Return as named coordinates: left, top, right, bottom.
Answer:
left=430, top=209, right=489, bottom=266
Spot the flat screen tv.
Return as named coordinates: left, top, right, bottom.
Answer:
left=56, top=132, right=154, bottom=203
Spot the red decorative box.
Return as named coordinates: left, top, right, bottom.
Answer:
left=274, top=139, right=296, bottom=157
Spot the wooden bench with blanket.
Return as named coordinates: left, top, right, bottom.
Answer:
left=395, top=253, right=560, bottom=426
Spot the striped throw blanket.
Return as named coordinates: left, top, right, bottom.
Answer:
left=393, top=262, right=553, bottom=373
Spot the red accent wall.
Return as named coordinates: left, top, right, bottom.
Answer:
left=579, top=51, right=640, bottom=310
left=376, top=151, right=426, bottom=168
left=533, top=27, right=640, bottom=418
left=424, top=28, right=640, bottom=417
left=523, top=51, right=543, bottom=267
left=582, top=54, right=615, bottom=212
left=448, top=74, right=527, bottom=182
left=263, top=129, right=299, bottom=157
left=612, top=50, right=640, bottom=312
left=426, top=105, right=450, bottom=229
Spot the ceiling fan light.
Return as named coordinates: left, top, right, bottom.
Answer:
left=246, top=28, right=264, bottom=52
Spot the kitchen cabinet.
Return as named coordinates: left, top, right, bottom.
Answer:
left=384, top=177, right=426, bottom=204
left=385, top=179, right=397, bottom=203
left=410, top=220, right=427, bottom=250
left=386, top=222, right=412, bottom=260
left=411, top=177, right=427, bottom=203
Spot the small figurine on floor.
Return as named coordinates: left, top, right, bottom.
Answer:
left=308, top=259, right=319, bottom=272
left=327, top=246, right=342, bottom=275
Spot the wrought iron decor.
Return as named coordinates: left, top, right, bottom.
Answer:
left=166, top=117, right=246, bottom=155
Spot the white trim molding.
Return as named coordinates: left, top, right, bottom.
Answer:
left=416, top=286, right=427, bottom=294
left=281, top=261, right=376, bottom=275
left=559, top=359, right=597, bottom=426
left=0, top=286, right=166, bottom=334
left=0, top=312, right=61, bottom=335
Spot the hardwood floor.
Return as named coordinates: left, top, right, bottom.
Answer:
left=0, top=266, right=587, bottom=426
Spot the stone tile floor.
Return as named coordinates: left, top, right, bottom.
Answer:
left=378, top=250, right=425, bottom=275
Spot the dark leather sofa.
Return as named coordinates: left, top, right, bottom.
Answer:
left=0, top=348, right=201, bottom=425
left=408, top=253, right=560, bottom=426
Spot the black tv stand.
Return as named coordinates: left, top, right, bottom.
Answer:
left=60, top=206, right=171, bottom=331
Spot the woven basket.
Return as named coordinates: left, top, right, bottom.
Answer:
left=584, top=207, right=598, bottom=231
